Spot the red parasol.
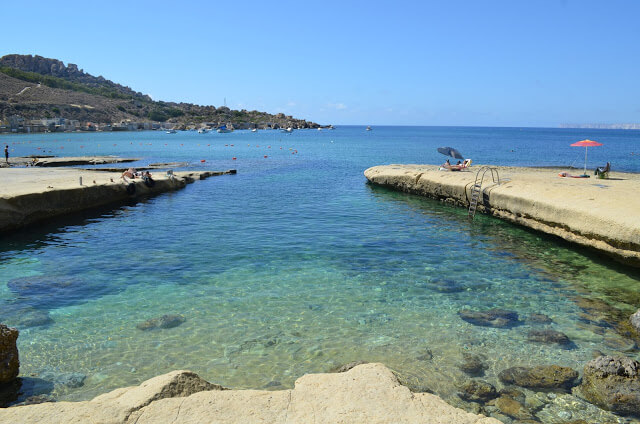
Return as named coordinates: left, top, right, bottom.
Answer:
left=570, top=139, right=603, bottom=176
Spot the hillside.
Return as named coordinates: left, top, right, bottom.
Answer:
left=0, top=54, right=320, bottom=129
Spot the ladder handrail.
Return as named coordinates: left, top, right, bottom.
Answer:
left=468, top=166, right=501, bottom=219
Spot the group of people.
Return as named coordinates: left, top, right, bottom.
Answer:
left=121, top=168, right=155, bottom=187
left=441, top=159, right=467, bottom=171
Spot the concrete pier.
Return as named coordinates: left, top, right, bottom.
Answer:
left=365, top=164, right=640, bottom=267
left=0, top=167, right=235, bottom=233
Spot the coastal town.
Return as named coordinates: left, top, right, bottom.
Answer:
left=0, top=115, right=320, bottom=134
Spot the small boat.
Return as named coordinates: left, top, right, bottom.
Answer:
left=251, top=128, right=258, bottom=132
left=281, top=127, right=294, bottom=133
left=217, top=125, right=233, bottom=133
left=366, top=126, right=372, bottom=131
left=197, top=128, right=209, bottom=134
left=317, top=127, right=322, bottom=131
left=166, top=129, right=177, bottom=134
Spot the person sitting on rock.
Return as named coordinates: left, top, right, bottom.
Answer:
left=121, top=168, right=136, bottom=180
left=142, top=171, right=155, bottom=187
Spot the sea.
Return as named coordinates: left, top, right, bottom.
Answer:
left=1, top=126, right=640, bottom=422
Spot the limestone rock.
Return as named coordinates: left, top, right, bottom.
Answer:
left=330, top=360, right=368, bottom=373
left=527, top=329, right=574, bottom=348
left=499, top=365, right=578, bottom=391
left=39, top=370, right=86, bottom=389
left=416, top=349, right=433, bottom=361
left=579, top=355, right=640, bottom=416
left=136, top=314, right=186, bottom=331
left=528, top=313, right=552, bottom=324
left=494, top=395, right=535, bottom=420
left=630, top=310, right=640, bottom=333
left=458, top=380, right=498, bottom=402
left=430, top=278, right=466, bottom=293
left=459, top=308, right=520, bottom=328
left=7, top=275, right=112, bottom=309
left=0, top=364, right=502, bottom=424
left=0, top=324, right=19, bottom=383
left=459, top=352, right=487, bottom=376
left=0, top=304, right=53, bottom=329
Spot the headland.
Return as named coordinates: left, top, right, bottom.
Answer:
left=365, top=164, right=640, bottom=267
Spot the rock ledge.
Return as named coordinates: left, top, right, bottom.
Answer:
left=0, top=363, right=500, bottom=424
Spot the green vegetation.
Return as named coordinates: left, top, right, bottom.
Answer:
left=0, top=56, right=318, bottom=128
left=148, top=110, right=168, bottom=122
left=0, top=67, right=147, bottom=101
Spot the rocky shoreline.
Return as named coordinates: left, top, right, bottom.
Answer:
left=364, top=164, right=640, bottom=267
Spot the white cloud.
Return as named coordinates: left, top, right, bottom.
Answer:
left=328, top=102, right=347, bottom=110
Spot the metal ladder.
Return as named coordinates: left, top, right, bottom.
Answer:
left=468, top=166, right=501, bottom=219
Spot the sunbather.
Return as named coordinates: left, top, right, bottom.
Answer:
left=121, top=168, right=137, bottom=180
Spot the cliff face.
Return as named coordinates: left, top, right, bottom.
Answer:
left=0, top=54, right=149, bottom=101
left=0, top=54, right=320, bottom=128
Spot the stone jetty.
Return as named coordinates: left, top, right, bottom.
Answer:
left=0, top=363, right=499, bottom=424
left=0, top=167, right=236, bottom=233
left=365, top=164, right=640, bottom=267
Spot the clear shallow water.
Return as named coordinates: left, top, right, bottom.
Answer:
left=2, top=126, right=640, bottom=422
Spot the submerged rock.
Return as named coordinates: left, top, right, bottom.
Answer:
left=7, top=275, right=112, bottom=309
left=630, top=310, right=640, bottom=333
left=0, top=324, right=19, bottom=384
left=458, top=352, right=487, bottom=377
left=528, top=313, right=552, bottom=324
left=498, top=365, right=578, bottom=391
left=136, top=314, right=186, bottom=331
left=330, top=361, right=368, bottom=373
left=415, top=349, right=433, bottom=361
left=38, top=370, right=86, bottom=389
left=458, top=380, right=498, bottom=403
left=579, top=355, right=640, bottom=416
left=0, top=377, right=54, bottom=408
left=459, top=308, right=520, bottom=328
left=493, top=395, right=535, bottom=420
left=429, top=278, right=466, bottom=293
left=527, top=329, right=574, bottom=348
left=0, top=304, right=53, bottom=329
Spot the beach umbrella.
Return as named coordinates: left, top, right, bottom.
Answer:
left=571, top=139, right=603, bottom=175
left=437, top=147, right=464, bottom=160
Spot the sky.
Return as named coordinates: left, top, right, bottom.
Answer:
left=2, top=0, right=640, bottom=127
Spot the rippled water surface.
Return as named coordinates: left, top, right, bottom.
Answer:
left=1, top=126, right=640, bottom=422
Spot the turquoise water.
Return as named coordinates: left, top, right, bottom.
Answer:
left=2, top=126, right=640, bottom=421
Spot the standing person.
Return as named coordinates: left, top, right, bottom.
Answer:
left=4, top=145, right=8, bottom=164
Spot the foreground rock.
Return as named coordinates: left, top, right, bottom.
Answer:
left=498, top=365, right=579, bottom=391
left=579, top=355, right=640, bottom=416
left=0, top=364, right=501, bottom=424
left=0, top=324, right=19, bottom=384
left=364, top=165, right=640, bottom=267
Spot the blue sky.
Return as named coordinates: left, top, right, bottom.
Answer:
left=2, top=0, right=639, bottom=126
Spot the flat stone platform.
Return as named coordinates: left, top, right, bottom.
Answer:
left=0, top=167, right=235, bottom=233
left=0, top=364, right=499, bottom=424
left=365, top=164, right=640, bottom=267
left=1, top=156, right=139, bottom=168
